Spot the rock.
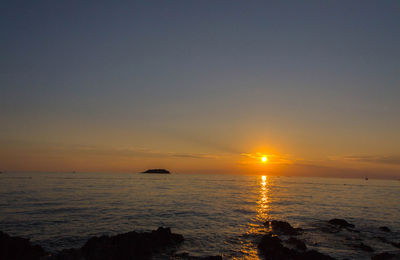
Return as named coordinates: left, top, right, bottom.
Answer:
left=354, top=243, right=374, bottom=252
left=258, top=234, right=294, bottom=260
left=269, top=220, right=301, bottom=235
left=258, top=234, right=336, bottom=260
left=391, top=241, right=400, bottom=248
left=81, top=227, right=183, bottom=260
left=379, top=226, right=391, bottom=232
left=173, top=252, right=223, bottom=259
left=0, top=231, right=47, bottom=260
left=296, top=250, right=336, bottom=260
left=49, top=227, right=183, bottom=260
left=376, top=236, right=389, bottom=243
left=142, top=169, right=170, bottom=174
left=371, top=252, right=400, bottom=260
left=285, top=237, right=307, bottom=250
left=328, top=219, right=355, bottom=228
left=51, top=248, right=83, bottom=260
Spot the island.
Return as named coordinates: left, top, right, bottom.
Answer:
left=142, top=169, right=170, bottom=174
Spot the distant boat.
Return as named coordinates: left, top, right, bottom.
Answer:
left=142, top=169, right=170, bottom=174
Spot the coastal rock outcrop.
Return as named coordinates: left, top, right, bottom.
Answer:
left=328, top=219, right=355, bottom=229
left=354, top=242, right=374, bottom=252
left=285, top=237, right=307, bottom=250
left=371, top=252, right=400, bottom=260
left=265, top=220, right=302, bottom=235
left=49, top=227, right=184, bottom=260
left=0, top=231, right=46, bottom=260
left=258, top=233, right=336, bottom=260
left=379, top=226, right=391, bottom=232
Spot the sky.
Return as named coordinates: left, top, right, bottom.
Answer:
left=1, top=1, right=400, bottom=178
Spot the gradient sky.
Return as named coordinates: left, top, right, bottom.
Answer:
left=1, top=1, right=400, bottom=178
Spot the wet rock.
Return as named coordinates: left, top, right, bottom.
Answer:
left=258, top=234, right=336, bottom=260
left=173, top=253, right=223, bottom=260
left=285, top=237, right=307, bottom=250
left=391, top=241, right=400, bottom=248
left=295, top=250, right=336, bottom=260
left=258, top=234, right=294, bottom=260
left=354, top=243, right=374, bottom=252
left=0, top=231, right=47, bottom=260
left=270, top=220, right=301, bottom=235
left=376, top=236, right=389, bottom=243
left=328, top=219, right=355, bottom=228
left=48, top=227, right=183, bottom=260
left=379, top=226, right=391, bottom=232
left=371, top=252, right=400, bottom=260
left=198, top=256, right=223, bottom=260
left=80, top=227, right=183, bottom=260
left=51, top=248, right=83, bottom=260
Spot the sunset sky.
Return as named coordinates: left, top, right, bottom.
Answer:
left=1, top=1, right=400, bottom=178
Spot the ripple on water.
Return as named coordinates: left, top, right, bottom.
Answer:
left=0, top=172, right=399, bottom=259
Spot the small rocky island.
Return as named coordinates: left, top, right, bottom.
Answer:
left=142, top=169, right=170, bottom=174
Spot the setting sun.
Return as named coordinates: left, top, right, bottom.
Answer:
left=261, top=156, right=268, bottom=162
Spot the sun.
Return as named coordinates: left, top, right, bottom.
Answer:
left=261, top=156, right=268, bottom=162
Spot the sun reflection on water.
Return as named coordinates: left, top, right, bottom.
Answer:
left=257, top=175, right=270, bottom=222
left=237, top=175, right=271, bottom=259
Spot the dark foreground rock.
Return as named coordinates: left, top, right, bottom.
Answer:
left=266, top=220, right=301, bottom=235
left=328, top=219, right=355, bottom=228
left=173, top=253, right=223, bottom=260
left=285, top=237, right=307, bottom=250
left=354, top=242, right=374, bottom=252
left=371, top=252, right=400, bottom=260
left=258, top=234, right=336, bottom=260
left=379, top=226, right=391, bottom=232
left=0, top=231, right=47, bottom=260
left=391, top=242, right=400, bottom=248
left=50, top=227, right=183, bottom=260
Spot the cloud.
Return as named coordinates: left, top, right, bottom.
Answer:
left=0, top=140, right=218, bottom=160
left=172, top=153, right=218, bottom=159
left=341, top=155, right=400, bottom=165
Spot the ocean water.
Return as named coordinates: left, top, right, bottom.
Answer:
left=0, top=172, right=399, bottom=259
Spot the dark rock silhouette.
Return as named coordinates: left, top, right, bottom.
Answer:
left=328, top=219, right=355, bottom=228
left=298, top=250, right=337, bottom=260
left=354, top=243, right=374, bottom=252
left=379, top=226, right=391, bottom=232
left=0, top=231, right=46, bottom=260
left=267, top=220, right=301, bottom=235
left=49, top=227, right=183, bottom=260
left=371, top=252, right=400, bottom=260
left=285, top=237, right=307, bottom=250
left=82, top=227, right=182, bottom=260
left=258, top=234, right=336, bottom=260
left=142, top=169, right=170, bottom=174
left=391, top=241, right=400, bottom=248
left=174, top=252, right=223, bottom=259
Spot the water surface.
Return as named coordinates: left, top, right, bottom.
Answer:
left=0, top=172, right=399, bottom=259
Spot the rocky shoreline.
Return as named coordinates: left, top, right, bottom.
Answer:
left=1, top=219, right=399, bottom=260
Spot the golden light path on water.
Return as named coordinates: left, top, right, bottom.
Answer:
left=237, top=176, right=271, bottom=259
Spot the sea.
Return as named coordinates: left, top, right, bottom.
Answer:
left=0, top=172, right=399, bottom=259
